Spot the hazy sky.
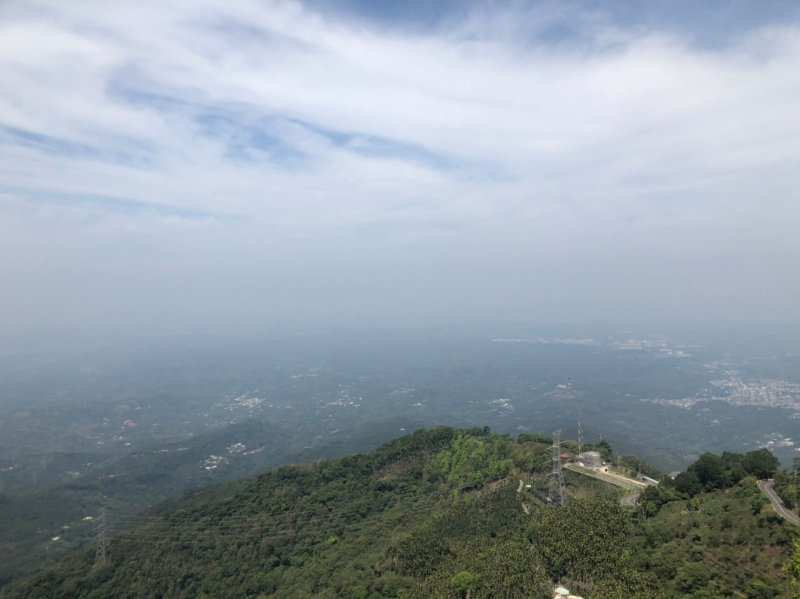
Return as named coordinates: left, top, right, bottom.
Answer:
left=1, top=0, right=799, bottom=342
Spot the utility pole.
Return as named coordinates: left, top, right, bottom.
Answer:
left=93, top=505, right=109, bottom=570
left=547, top=430, right=566, bottom=507
left=577, top=421, right=583, bottom=456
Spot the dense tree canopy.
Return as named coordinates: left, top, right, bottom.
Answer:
left=672, top=448, right=780, bottom=497
left=0, top=429, right=794, bottom=599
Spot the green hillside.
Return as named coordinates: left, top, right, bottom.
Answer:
left=1, top=428, right=798, bottom=598
left=0, top=416, right=424, bottom=587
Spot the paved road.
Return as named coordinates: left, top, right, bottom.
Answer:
left=564, top=463, right=647, bottom=507
left=758, top=479, right=800, bottom=526
left=564, top=463, right=648, bottom=491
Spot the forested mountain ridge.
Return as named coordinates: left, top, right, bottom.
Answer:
left=2, top=427, right=798, bottom=598
left=0, top=416, right=424, bottom=588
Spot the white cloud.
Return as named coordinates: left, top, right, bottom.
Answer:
left=0, top=0, right=799, bottom=336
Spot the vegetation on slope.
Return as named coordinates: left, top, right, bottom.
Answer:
left=669, top=448, right=779, bottom=497
left=1, top=428, right=797, bottom=598
left=0, top=416, right=425, bottom=588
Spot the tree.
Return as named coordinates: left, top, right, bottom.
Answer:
left=750, top=494, right=767, bottom=515
left=450, top=570, right=479, bottom=598
left=427, top=433, right=512, bottom=490
left=674, top=470, right=702, bottom=496
left=675, top=562, right=709, bottom=593
left=741, top=449, right=779, bottom=479
left=746, top=579, right=779, bottom=599
left=790, top=538, right=800, bottom=588
left=692, top=454, right=726, bottom=490
left=640, top=484, right=680, bottom=517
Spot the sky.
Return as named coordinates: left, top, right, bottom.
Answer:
left=1, top=0, right=799, bottom=345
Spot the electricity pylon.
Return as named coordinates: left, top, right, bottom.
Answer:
left=93, top=505, right=109, bottom=570
left=547, top=430, right=566, bottom=507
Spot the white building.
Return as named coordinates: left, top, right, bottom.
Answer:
left=553, top=585, right=584, bottom=599
left=577, top=451, right=602, bottom=468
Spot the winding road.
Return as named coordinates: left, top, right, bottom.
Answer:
left=758, top=479, right=800, bottom=526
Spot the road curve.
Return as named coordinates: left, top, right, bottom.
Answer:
left=758, top=479, right=800, bottom=526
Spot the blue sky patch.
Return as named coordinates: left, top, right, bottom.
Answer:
left=0, top=184, right=231, bottom=222
left=0, top=125, right=155, bottom=169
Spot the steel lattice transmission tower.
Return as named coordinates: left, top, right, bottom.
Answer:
left=546, top=430, right=566, bottom=507
left=93, top=506, right=109, bottom=570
